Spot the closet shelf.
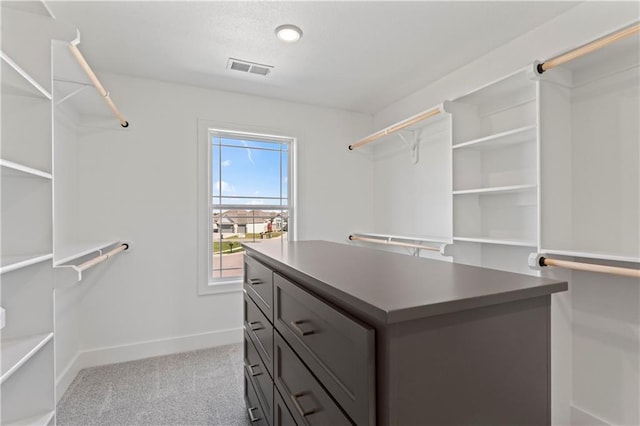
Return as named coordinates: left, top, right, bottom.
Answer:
left=452, top=124, right=536, bottom=150
left=0, top=254, right=53, bottom=275
left=53, top=240, right=121, bottom=266
left=0, top=159, right=52, bottom=179
left=4, top=410, right=55, bottom=426
left=453, top=184, right=537, bottom=195
left=350, top=232, right=451, bottom=244
left=453, top=67, right=533, bottom=107
left=539, top=248, right=640, bottom=265
left=453, top=236, right=537, bottom=247
left=1, top=333, right=53, bottom=384
left=0, top=50, right=51, bottom=99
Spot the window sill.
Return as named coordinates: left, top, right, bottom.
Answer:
left=199, top=279, right=243, bottom=296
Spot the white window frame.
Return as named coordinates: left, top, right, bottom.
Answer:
left=197, top=120, right=296, bottom=295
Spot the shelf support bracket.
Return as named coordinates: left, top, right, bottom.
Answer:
left=396, top=130, right=419, bottom=164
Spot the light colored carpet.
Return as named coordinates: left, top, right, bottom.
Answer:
left=56, top=344, right=250, bottom=426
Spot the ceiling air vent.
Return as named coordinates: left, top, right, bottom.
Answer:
left=227, top=58, right=273, bottom=76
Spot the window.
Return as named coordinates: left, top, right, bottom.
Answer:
left=197, top=123, right=294, bottom=294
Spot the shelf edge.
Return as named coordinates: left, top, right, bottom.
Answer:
left=453, top=184, right=537, bottom=195
left=0, top=253, right=53, bottom=275
left=0, top=159, right=52, bottom=179
left=0, top=333, right=53, bottom=384
left=453, top=236, right=537, bottom=247
left=53, top=240, right=121, bottom=266
left=0, top=50, right=52, bottom=99
left=452, top=124, right=537, bottom=150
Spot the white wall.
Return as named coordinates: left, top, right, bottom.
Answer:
left=55, top=74, right=373, bottom=395
left=371, top=3, right=639, bottom=425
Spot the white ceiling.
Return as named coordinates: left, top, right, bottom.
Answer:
left=47, top=1, right=580, bottom=114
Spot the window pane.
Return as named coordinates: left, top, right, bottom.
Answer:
left=210, top=131, right=290, bottom=281
left=213, top=144, right=286, bottom=203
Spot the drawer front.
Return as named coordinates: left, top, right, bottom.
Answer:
left=245, top=331, right=274, bottom=420
left=244, top=292, right=274, bottom=376
left=244, top=255, right=274, bottom=321
left=274, top=333, right=352, bottom=426
left=245, top=368, right=270, bottom=426
left=274, top=274, right=375, bottom=426
left=274, top=388, right=297, bottom=426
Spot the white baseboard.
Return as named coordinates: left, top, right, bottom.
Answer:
left=56, top=352, right=83, bottom=403
left=571, top=405, right=610, bottom=426
left=56, top=327, right=243, bottom=403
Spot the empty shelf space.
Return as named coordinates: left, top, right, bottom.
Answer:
left=452, top=125, right=536, bottom=150
left=0, top=51, right=51, bottom=99
left=4, top=410, right=55, bottom=426
left=0, top=254, right=53, bottom=275
left=54, top=240, right=121, bottom=266
left=1, top=333, right=53, bottom=384
left=0, top=159, right=52, bottom=179
left=453, top=236, right=537, bottom=247
left=453, top=184, right=537, bottom=195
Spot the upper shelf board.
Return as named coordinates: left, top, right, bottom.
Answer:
left=452, top=124, right=536, bottom=150
left=452, top=68, right=534, bottom=107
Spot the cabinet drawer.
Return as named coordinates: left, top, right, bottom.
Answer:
left=274, top=274, right=375, bottom=426
left=245, top=331, right=274, bottom=421
left=245, top=368, right=270, bottom=426
left=244, top=255, right=274, bottom=321
left=274, top=333, right=352, bottom=426
left=274, top=388, right=297, bottom=426
left=244, top=292, right=274, bottom=377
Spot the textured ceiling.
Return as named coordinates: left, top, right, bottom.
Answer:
left=47, top=1, right=580, bottom=114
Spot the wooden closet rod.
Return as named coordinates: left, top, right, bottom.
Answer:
left=69, top=40, right=129, bottom=128
left=539, top=256, right=640, bottom=278
left=77, top=243, right=129, bottom=272
left=349, top=107, right=441, bottom=150
left=348, top=235, right=440, bottom=252
left=538, top=22, right=640, bottom=73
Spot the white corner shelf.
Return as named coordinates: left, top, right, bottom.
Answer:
left=539, top=248, right=640, bottom=265
left=453, top=236, right=537, bottom=247
left=0, top=254, right=53, bottom=275
left=0, top=159, right=52, bottom=180
left=1, top=333, right=53, bottom=384
left=5, top=410, right=55, bottom=426
left=0, top=51, right=51, bottom=99
left=53, top=240, right=121, bottom=266
left=452, top=124, right=536, bottom=150
left=453, top=184, right=537, bottom=195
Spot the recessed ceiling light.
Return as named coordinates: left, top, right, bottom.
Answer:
left=275, top=24, right=303, bottom=43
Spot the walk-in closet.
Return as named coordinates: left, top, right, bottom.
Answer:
left=1, top=1, right=638, bottom=425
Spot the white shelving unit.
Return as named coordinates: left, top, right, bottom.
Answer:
left=447, top=68, right=539, bottom=274
left=1, top=4, right=61, bottom=424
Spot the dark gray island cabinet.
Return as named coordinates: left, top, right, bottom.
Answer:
left=242, top=240, right=567, bottom=426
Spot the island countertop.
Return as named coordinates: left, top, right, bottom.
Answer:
left=243, top=240, right=567, bottom=325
